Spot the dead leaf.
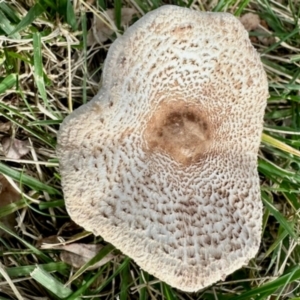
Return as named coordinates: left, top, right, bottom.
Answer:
left=239, top=14, right=275, bottom=46
left=87, top=8, right=137, bottom=45
left=0, top=175, right=20, bottom=237
left=36, top=235, right=61, bottom=248
left=258, top=20, right=276, bottom=46
left=41, top=242, right=115, bottom=270
left=2, top=137, right=30, bottom=159
left=0, top=122, right=11, bottom=133
left=240, top=13, right=260, bottom=31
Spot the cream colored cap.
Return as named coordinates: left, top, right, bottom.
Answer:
left=57, top=5, right=268, bottom=292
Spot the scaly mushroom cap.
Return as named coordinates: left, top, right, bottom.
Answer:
left=57, top=5, right=268, bottom=292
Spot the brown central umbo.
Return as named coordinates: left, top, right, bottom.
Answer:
left=144, top=100, right=211, bottom=166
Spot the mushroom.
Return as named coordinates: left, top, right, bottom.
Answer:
left=57, top=5, right=268, bottom=292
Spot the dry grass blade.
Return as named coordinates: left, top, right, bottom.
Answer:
left=262, top=133, right=300, bottom=157
left=0, top=262, right=23, bottom=300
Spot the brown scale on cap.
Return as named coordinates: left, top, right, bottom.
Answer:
left=144, top=100, right=211, bottom=166
left=57, top=5, right=268, bottom=292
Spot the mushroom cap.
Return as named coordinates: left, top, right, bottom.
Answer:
left=57, top=5, right=268, bottom=292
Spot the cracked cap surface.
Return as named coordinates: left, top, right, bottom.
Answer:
left=57, top=5, right=268, bottom=292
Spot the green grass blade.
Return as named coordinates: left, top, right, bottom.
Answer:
left=97, top=257, right=131, bottom=293
left=212, top=0, right=235, bottom=12
left=259, top=159, right=300, bottom=184
left=97, top=0, right=107, bottom=10
left=262, top=26, right=300, bottom=55
left=0, top=262, right=69, bottom=279
left=0, top=10, right=21, bottom=39
left=120, top=260, right=131, bottom=300
left=33, top=32, right=49, bottom=106
left=262, top=191, right=297, bottom=239
left=66, top=0, right=77, bottom=31
left=263, top=229, right=289, bottom=259
left=0, top=105, right=56, bottom=148
left=114, top=0, right=122, bottom=30
left=0, top=73, right=17, bottom=93
left=6, top=50, right=32, bottom=64
left=0, top=3, right=20, bottom=23
left=139, top=271, right=149, bottom=300
left=232, top=266, right=300, bottom=300
left=0, top=162, right=60, bottom=195
left=65, top=243, right=115, bottom=285
left=8, top=1, right=46, bottom=36
left=39, top=199, right=65, bottom=210
left=162, top=283, right=177, bottom=300
left=66, top=257, right=131, bottom=300
left=31, top=266, right=80, bottom=299
left=234, top=0, right=251, bottom=16
left=0, top=199, right=28, bottom=218
left=65, top=265, right=107, bottom=300
left=0, top=222, right=52, bottom=262
left=30, top=119, right=61, bottom=125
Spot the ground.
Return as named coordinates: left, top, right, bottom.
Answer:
left=0, top=0, right=300, bottom=299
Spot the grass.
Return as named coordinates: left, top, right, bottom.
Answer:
left=0, top=0, right=300, bottom=299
